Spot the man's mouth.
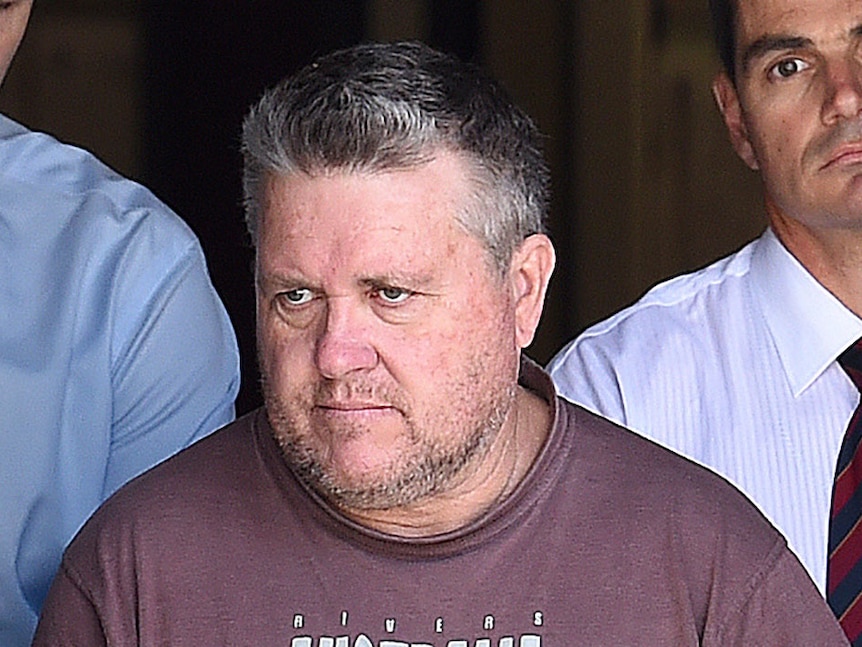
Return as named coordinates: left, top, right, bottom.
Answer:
left=821, top=141, right=862, bottom=170
left=315, top=401, right=398, bottom=416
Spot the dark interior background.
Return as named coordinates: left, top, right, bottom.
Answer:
left=0, top=1, right=764, bottom=415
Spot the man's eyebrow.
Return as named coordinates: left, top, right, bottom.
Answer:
left=360, top=273, right=435, bottom=289
left=739, top=24, right=862, bottom=76
left=740, top=35, right=812, bottom=75
left=256, top=270, right=311, bottom=291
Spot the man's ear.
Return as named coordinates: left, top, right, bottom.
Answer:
left=712, top=71, right=759, bottom=170
left=509, top=234, right=556, bottom=350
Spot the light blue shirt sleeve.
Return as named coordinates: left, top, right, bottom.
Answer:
left=0, top=114, right=240, bottom=646
left=105, top=226, right=239, bottom=495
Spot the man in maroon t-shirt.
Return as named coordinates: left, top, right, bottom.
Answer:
left=33, top=41, right=848, bottom=645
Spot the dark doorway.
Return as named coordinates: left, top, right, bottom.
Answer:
left=142, top=3, right=367, bottom=414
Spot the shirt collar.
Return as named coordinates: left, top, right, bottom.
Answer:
left=750, top=228, right=862, bottom=396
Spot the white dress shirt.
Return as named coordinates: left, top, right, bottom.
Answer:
left=548, top=227, right=862, bottom=593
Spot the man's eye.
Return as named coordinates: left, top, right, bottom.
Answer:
left=376, top=287, right=411, bottom=304
left=279, top=289, right=313, bottom=306
left=770, top=58, right=809, bottom=79
left=0, top=0, right=26, bottom=11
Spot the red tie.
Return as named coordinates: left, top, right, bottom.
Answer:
left=829, top=339, right=862, bottom=644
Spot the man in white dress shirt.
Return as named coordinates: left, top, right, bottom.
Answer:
left=549, top=0, right=862, bottom=598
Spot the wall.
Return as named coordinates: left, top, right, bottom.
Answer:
left=570, top=0, right=763, bottom=329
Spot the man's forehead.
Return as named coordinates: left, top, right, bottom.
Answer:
left=259, top=156, right=474, bottom=230
left=733, top=0, right=862, bottom=73
left=256, top=167, right=481, bottom=267
left=735, top=0, right=862, bottom=40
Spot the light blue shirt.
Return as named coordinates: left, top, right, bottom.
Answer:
left=0, top=114, right=240, bottom=645
left=549, top=228, right=862, bottom=594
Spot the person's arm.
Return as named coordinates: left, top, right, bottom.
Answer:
left=706, top=547, right=849, bottom=646
left=105, top=234, right=240, bottom=496
left=31, top=560, right=109, bottom=647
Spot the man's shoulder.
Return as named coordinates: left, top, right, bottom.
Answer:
left=0, top=114, right=194, bottom=247
left=572, top=240, right=757, bottom=350
left=0, top=114, right=125, bottom=192
left=563, top=401, right=781, bottom=547
left=566, top=403, right=743, bottom=498
left=0, top=116, right=208, bottom=324
left=548, top=239, right=764, bottom=407
left=51, top=412, right=267, bottom=615
left=561, top=408, right=844, bottom=646
left=72, top=412, right=260, bottom=539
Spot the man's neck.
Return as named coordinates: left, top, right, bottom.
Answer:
left=769, top=211, right=862, bottom=318
left=338, top=385, right=552, bottom=538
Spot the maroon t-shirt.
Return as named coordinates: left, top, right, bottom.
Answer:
left=33, top=361, right=847, bottom=645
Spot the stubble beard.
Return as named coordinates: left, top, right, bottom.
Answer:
left=263, top=368, right=517, bottom=512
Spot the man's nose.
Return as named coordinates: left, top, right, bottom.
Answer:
left=314, top=298, right=379, bottom=379
left=822, top=56, right=862, bottom=124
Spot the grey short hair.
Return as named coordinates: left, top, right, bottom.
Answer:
left=241, top=41, right=549, bottom=274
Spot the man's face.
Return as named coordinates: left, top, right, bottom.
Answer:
left=0, top=1, right=32, bottom=85
left=715, top=0, right=862, bottom=231
left=255, top=153, right=526, bottom=511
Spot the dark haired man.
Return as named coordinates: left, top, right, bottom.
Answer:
left=551, top=0, right=862, bottom=641
left=0, top=2, right=239, bottom=644
left=32, top=41, right=846, bottom=645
